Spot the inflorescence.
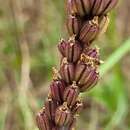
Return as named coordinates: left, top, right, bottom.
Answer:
left=36, top=0, right=118, bottom=130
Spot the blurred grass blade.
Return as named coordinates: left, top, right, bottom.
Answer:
left=0, top=105, right=8, bottom=130
left=104, top=73, right=128, bottom=130
left=105, top=94, right=127, bottom=130
left=100, top=39, right=130, bottom=76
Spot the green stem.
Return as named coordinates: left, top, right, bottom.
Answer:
left=100, top=38, right=130, bottom=76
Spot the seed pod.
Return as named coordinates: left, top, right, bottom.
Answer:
left=63, top=83, right=79, bottom=107
left=76, top=64, right=93, bottom=86
left=60, top=63, right=75, bottom=84
left=58, top=38, right=82, bottom=63
left=71, top=100, right=83, bottom=114
left=58, top=39, right=67, bottom=57
left=55, top=103, right=72, bottom=126
left=67, top=15, right=82, bottom=36
left=67, top=0, right=91, bottom=17
left=66, top=38, right=82, bottom=63
left=50, top=80, right=66, bottom=102
left=45, top=98, right=58, bottom=121
left=36, top=109, right=50, bottom=130
left=75, top=63, right=99, bottom=92
left=79, top=17, right=99, bottom=45
left=74, top=63, right=86, bottom=82
left=80, top=70, right=99, bottom=92
left=78, top=67, right=98, bottom=90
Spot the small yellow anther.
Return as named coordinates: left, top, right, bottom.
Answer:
left=52, top=67, right=60, bottom=80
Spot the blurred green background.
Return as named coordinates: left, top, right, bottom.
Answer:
left=0, top=0, right=130, bottom=130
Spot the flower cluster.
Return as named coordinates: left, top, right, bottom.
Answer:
left=36, top=0, right=118, bottom=130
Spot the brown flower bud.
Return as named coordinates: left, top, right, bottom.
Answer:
left=79, top=17, right=99, bottom=45
left=63, top=83, right=79, bottom=107
left=75, top=63, right=99, bottom=92
left=55, top=103, right=72, bottom=126
left=67, top=0, right=91, bottom=17
left=71, top=100, right=83, bottom=114
left=36, top=108, right=50, bottom=130
left=45, top=98, right=58, bottom=121
left=80, top=70, right=99, bottom=92
left=58, top=38, right=82, bottom=63
left=50, top=80, right=66, bottom=102
left=67, top=15, right=82, bottom=36
left=60, top=63, right=75, bottom=84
